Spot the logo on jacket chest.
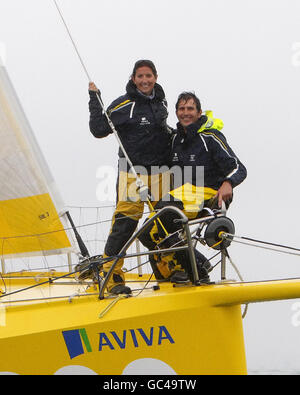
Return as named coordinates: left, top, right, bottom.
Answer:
left=172, top=153, right=196, bottom=162
left=172, top=153, right=179, bottom=162
left=140, top=117, right=151, bottom=126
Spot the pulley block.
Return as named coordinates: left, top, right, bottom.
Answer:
left=204, top=217, right=235, bottom=250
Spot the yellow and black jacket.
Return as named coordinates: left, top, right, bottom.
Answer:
left=89, top=80, right=171, bottom=167
left=170, top=112, right=247, bottom=190
left=139, top=113, right=247, bottom=277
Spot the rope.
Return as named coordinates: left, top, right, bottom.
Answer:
left=219, top=233, right=300, bottom=320
left=224, top=249, right=248, bottom=319
left=225, top=233, right=300, bottom=252
left=52, top=0, right=92, bottom=82
left=98, top=294, right=130, bottom=318
left=52, top=0, right=169, bottom=239
left=222, top=233, right=300, bottom=257
left=0, top=254, right=122, bottom=299
left=0, top=210, right=153, bottom=241
left=219, top=231, right=300, bottom=317
left=98, top=275, right=154, bottom=318
left=51, top=1, right=135, bottom=172
left=134, top=272, right=154, bottom=297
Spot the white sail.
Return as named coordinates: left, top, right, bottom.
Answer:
left=0, top=58, right=75, bottom=258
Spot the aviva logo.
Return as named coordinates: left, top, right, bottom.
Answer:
left=62, top=328, right=92, bottom=359
left=62, top=326, right=174, bottom=360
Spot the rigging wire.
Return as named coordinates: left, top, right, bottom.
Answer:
left=0, top=210, right=153, bottom=241
left=51, top=0, right=169, bottom=236
left=134, top=272, right=154, bottom=297
left=3, top=227, right=300, bottom=303
left=123, top=259, right=150, bottom=273
left=52, top=0, right=138, bottom=178
left=52, top=0, right=92, bottom=82
left=0, top=254, right=122, bottom=299
left=222, top=233, right=300, bottom=257
left=224, top=232, right=300, bottom=253
left=0, top=268, right=77, bottom=299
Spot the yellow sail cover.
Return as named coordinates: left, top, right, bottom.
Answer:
left=0, top=59, right=72, bottom=257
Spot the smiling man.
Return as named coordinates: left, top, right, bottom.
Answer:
left=139, top=92, right=247, bottom=283
left=172, top=92, right=246, bottom=208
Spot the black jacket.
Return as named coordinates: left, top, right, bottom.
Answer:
left=170, top=116, right=247, bottom=190
left=89, top=80, right=171, bottom=167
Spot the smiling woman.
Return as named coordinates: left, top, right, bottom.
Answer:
left=83, top=59, right=172, bottom=295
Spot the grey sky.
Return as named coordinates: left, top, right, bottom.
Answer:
left=1, top=0, right=300, bottom=373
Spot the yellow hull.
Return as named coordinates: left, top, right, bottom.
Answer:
left=2, top=272, right=300, bottom=375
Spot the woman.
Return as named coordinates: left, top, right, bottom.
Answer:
left=87, top=60, right=172, bottom=295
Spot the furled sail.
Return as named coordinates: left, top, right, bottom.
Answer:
left=0, top=58, right=74, bottom=258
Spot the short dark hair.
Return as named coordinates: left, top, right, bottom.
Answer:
left=131, top=59, right=158, bottom=78
left=175, top=92, right=201, bottom=112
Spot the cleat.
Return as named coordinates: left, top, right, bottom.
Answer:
left=110, top=284, right=132, bottom=295
left=170, top=270, right=189, bottom=284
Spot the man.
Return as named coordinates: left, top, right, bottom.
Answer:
left=139, top=92, right=247, bottom=282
